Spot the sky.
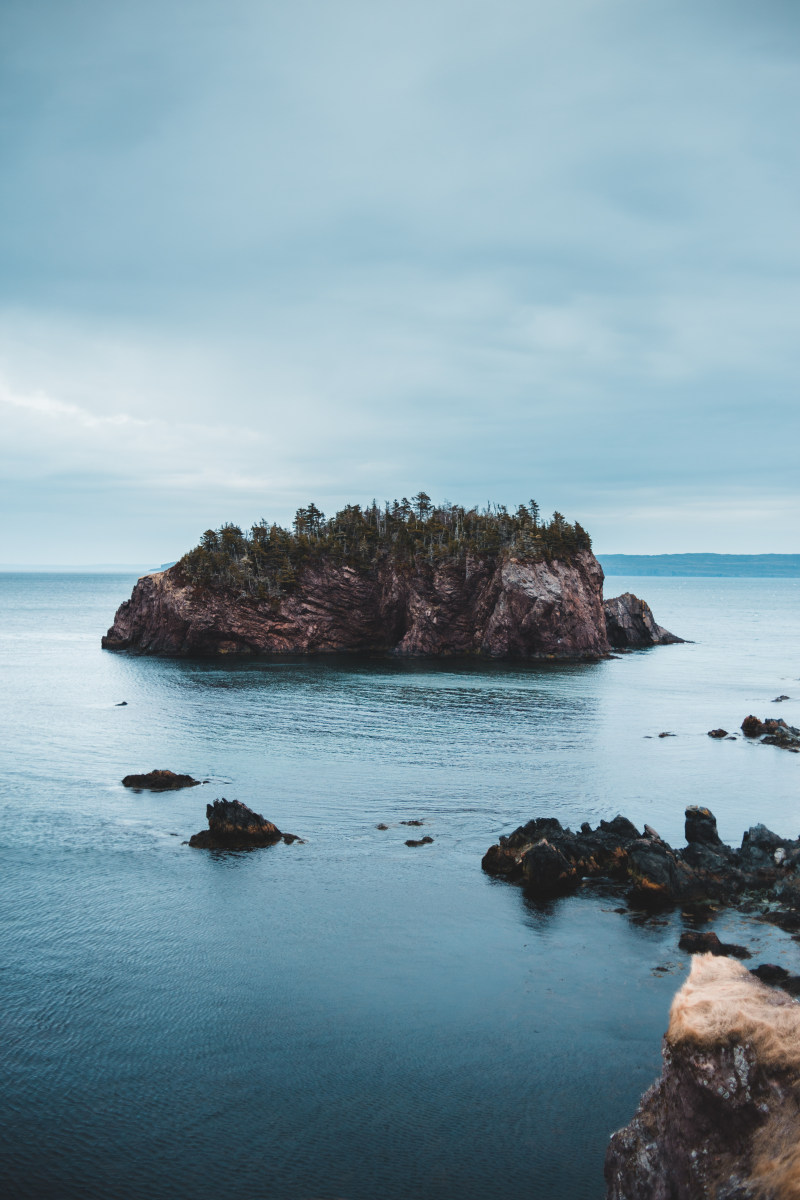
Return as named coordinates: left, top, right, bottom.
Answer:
left=1, top=0, right=799, bottom=563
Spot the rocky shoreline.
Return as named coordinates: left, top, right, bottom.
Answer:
left=482, top=806, right=800, bottom=918
left=101, top=552, right=681, bottom=659
left=606, top=954, right=800, bottom=1199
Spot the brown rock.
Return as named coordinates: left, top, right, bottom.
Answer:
left=707, top=728, right=728, bottom=738
left=122, top=769, right=200, bottom=791
left=188, top=798, right=290, bottom=849
left=405, top=835, right=433, bottom=847
left=102, top=552, right=612, bottom=659
left=677, top=929, right=750, bottom=958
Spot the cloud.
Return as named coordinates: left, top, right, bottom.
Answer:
left=1, top=0, right=799, bottom=558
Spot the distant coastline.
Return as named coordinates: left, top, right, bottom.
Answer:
left=599, top=553, right=800, bottom=578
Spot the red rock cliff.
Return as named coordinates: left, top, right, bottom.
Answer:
left=102, top=549, right=614, bottom=658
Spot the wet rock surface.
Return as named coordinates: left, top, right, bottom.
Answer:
left=678, top=930, right=750, bottom=958
left=189, top=798, right=297, bottom=849
left=605, top=955, right=800, bottom=1200
left=483, top=806, right=800, bottom=914
left=101, top=556, right=681, bottom=660
left=741, top=714, right=800, bottom=752
left=122, top=769, right=201, bottom=791
left=602, top=591, right=684, bottom=650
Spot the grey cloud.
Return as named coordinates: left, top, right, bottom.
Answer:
left=1, top=0, right=799, bottom=560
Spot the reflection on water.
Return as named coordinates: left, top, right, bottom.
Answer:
left=1, top=573, right=799, bottom=1199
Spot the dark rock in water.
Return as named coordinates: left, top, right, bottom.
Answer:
left=741, top=714, right=800, bottom=751
left=602, top=591, right=684, bottom=650
left=685, top=805, right=723, bottom=847
left=400, top=820, right=424, bottom=826
left=122, top=769, right=201, bottom=791
left=657, top=731, right=675, bottom=738
left=376, top=823, right=389, bottom=830
left=405, top=835, right=433, bottom=847
left=750, top=964, right=800, bottom=997
left=707, top=727, right=728, bottom=738
left=521, top=839, right=579, bottom=897
left=605, top=955, right=800, bottom=1199
left=773, top=695, right=791, bottom=702
left=483, top=804, right=800, bottom=918
left=742, top=714, right=766, bottom=737
left=759, top=909, right=800, bottom=933
left=116, top=701, right=128, bottom=706
left=189, top=798, right=294, bottom=849
left=677, top=930, right=750, bottom=958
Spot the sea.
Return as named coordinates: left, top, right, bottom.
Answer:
left=1, top=572, right=799, bottom=1200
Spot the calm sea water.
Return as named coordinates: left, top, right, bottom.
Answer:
left=1, top=573, right=799, bottom=1200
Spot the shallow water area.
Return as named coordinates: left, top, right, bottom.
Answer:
left=1, top=572, right=799, bottom=1199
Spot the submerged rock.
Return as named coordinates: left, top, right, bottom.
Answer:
left=122, top=769, right=201, bottom=791
left=189, top=798, right=296, bottom=849
left=602, top=592, right=684, bottom=650
left=707, top=727, right=728, bottom=738
left=605, top=955, right=800, bottom=1199
left=483, top=805, right=800, bottom=914
left=405, top=835, right=434, bottom=847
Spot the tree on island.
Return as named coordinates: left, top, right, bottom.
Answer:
left=178, top=495, right=592, bottom=599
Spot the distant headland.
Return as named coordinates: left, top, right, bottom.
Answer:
left=599, top=553, right=800, bottom=577
left=101, top=495, right=681, bottom=658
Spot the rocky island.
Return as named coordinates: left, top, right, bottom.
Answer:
left=102, top=495, right=680, bottom=658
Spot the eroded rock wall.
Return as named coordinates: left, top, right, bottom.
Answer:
left=102, top=550, right=614, bottom=658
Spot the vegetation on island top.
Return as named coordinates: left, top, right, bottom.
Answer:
left=177, top=494, right=593, bottom=599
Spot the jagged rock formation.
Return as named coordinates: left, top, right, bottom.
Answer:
left=482, top=806, right=800, bottom=911
left=605, top=954, right=800, bottom=1199
left=602, top=591, right=684, bottom=649
left=102, top=553, right=679, bottom=659
left=122, top=769, right=200, bottom=790
left=189, top=798, right=298, bottom=849
left=742, top=715, right=800, bottom=753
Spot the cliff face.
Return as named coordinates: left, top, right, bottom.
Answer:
left=605, top=955, right=800, bottom=1200
left=102, top=550, right=617, bottom=658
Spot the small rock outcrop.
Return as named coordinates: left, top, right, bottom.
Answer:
left=189, top=799, right=296, bottom=849
left=742, top=715, right=800, bottom=752
left=482, top=806, right=800, bottom=911
left=602, top=592, right=684, bottom=650
left=122, top=769, right=201, bottom=790
left=605, top=954, right=800, bottom=1199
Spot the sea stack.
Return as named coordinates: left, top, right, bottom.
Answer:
left=101, top=498, right=681, bottom=658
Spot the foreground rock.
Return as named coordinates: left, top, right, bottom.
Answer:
left=482, top=805, right=800, bottom=909
left=189, top=799, right=298, bottom=849
left=605, top=954, right=800, bottom=1199
left=101, top=552, right=679, bottom=660
left=602, top=592, right=684, bottom=650
left=122, top=769, right=201, bottom=790
left=742, top=714, right=800, bottom=752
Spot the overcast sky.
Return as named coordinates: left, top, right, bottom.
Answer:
left=2, top=0, right=799, bottom=563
